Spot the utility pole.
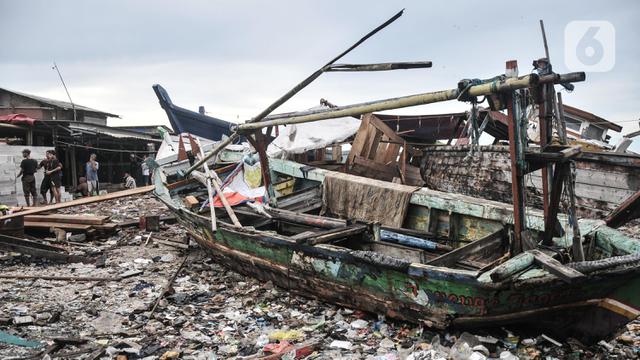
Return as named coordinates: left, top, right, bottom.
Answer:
left=52, top=62, right=77, bottom=122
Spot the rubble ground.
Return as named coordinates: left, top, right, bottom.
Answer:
left=0, top=195, right=638, bottom=359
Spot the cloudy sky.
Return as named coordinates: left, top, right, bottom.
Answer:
left=1, top=1, right=638, bottom=147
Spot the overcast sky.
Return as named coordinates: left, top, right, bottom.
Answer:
left=1, top=1, right=638, bottom=147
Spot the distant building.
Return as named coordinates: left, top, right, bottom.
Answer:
left=454, top=104, right=623, bottom=148
left=562, top=105, right=622, bottom=144
left=0, top=87, right=119, bottom=126
left=0, top=87, right=167, bottom=206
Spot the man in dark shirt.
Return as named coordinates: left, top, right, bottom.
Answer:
left=38, top=152, right=52, bottom=204
left=46, top=150, right=63, bottom=204
left=17, top=149, right=38, bottom=206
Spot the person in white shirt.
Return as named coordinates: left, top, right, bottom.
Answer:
left=141, top=154, right=151, bottom=186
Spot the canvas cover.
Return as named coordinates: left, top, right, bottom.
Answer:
left=321, top=172, right=419, bottom=228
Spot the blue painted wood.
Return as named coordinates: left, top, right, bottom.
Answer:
left=380, top=229, right=439, bottom=250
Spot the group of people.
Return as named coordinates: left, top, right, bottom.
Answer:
left=17, top=149, right=62, bottom=206
left=17, top=149, right=152, bottom=206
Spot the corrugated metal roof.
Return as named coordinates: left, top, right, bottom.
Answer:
left=68, top=122, right=161, bottom=142
left=0, top=87, right=120, bottom=118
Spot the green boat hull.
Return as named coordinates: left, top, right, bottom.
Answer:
left=154, top=161, right=640, bottom=340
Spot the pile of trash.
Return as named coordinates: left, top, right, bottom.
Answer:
left=0, top=195, right=638, bottom=359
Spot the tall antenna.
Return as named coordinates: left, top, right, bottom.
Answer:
left=52, top=62, right=77, bottom=122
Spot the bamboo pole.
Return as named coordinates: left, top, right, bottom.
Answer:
left=236, top=75, right=546, bottom=132
left=235, top=73, right=586, bottom=132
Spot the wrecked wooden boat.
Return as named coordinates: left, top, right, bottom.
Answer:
left=151, top=12, right=640, bottom=341
left=152, top=84, right=238, bottom=141
left=154, top=158, right=640, bottom=340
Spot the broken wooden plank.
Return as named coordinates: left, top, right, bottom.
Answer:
left=605, top=190, right=640, bottom=228
left=0, top=234, right=90, bottom=263
left=23, top=221, right=93, bottom=231
left=529, top=249, right=586, bottom=283
left=114, top=215, right=176, bottom=228
left=299, top=224, right=368, bottom=245
left=149, top=255, right=189, bottom=315
left=23, top=214, right=109, bottom=225
left=427, top=229, right=504, bottom=267
left=0, top=185, right=155, bottom=221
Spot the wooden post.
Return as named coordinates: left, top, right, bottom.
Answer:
left=557, top=92, right=584, bottom=261
left=247, top=131, right=275, bottom=204
left=543, top=163, right=567, bottom=245
left=539, top=90, right=552, bottom=234
left=505, top=60, right=530, bottom=255
left=506, top=92, right=526, bottom=255
left=70, top=146, right=77, bottom=188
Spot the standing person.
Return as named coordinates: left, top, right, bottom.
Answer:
left=123, top=172, right=137, bottom=189
left=129, top=154, right=141, bottom=185
left=141, top=154, right=150, bottom=186
left=17, top=149, right=38, bottom=206
left=45, top=150, right=63, bottom=204
left=38, top=151, right=52, bottom=204
left=85, top=153, right=99, bottom=196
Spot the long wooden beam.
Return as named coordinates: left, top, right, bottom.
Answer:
left=24, top=214, right=108, bottom=225
left=0, top=234, right=90, bottom=263
left=267, top=207, right=347, bottom=229
left=0, top=185, right=154, bottom=221
left=302, top=224, right=369, bottom=245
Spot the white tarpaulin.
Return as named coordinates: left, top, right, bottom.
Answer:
left=267, top=106, right=361, bottom=159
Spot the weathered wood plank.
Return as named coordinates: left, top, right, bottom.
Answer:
left=427, top=229, right=504, bottom=267
left=0, top=234, right=90, bottom=263
left=267, top=207, right=346, bottom=229
left=530, top=249, right=586, bottom=283
left=302, top=224, right=368, bottom=245
left=605, top=190, right=640, bottom=228
left=0, top=185, right=155, bottom=221
left=24, top=214, right=109, bottom=225
left=24, top=221, right=93, bottom=231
